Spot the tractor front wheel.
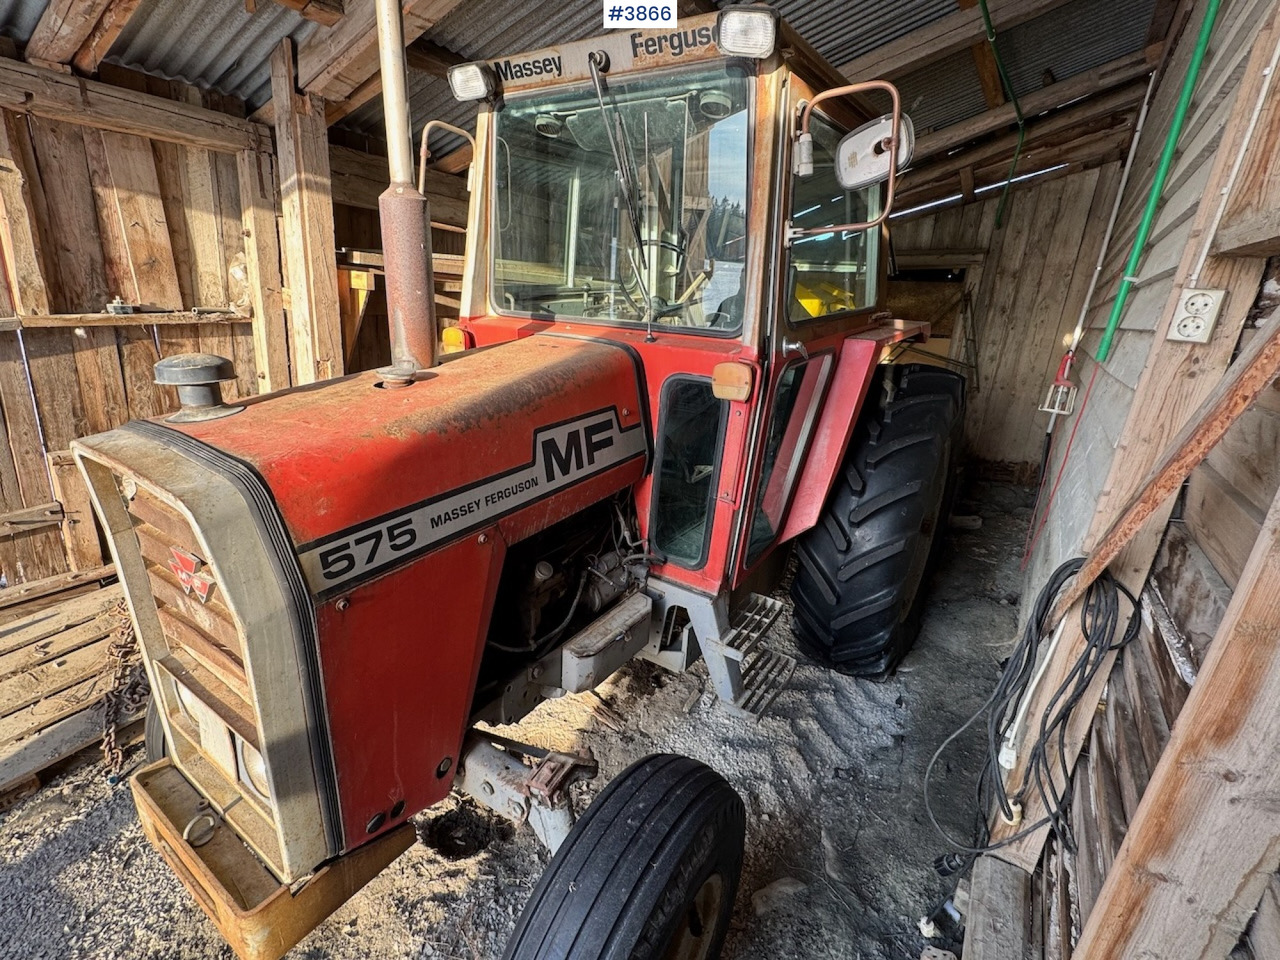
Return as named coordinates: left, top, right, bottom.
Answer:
left=790, top=363, right=964, bottom=678
left=502, top=754, right=745, bottom=960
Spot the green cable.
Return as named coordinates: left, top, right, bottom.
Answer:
left=977, top=0, right=1025, bottom=227
left=1096, top=0, right=1221, bottom=363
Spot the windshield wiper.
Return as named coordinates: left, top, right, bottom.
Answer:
left=587, top=52, right=655, bottom=337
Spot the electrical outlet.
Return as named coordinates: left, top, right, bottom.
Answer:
left=1167, top=287, right=1226, bottom=343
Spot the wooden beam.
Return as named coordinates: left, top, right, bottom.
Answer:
left=0, top=501, right=62, bottom=535
left=236, top=149, right=291, bottom=393
left=272, top=40, right=343, bottom=385
left=964, top=856, right=1031, bottom=960
left=296, top=0, right=463, bottom=104
left=272, top=0, right=344, bottom=26
left=957, top=0, right=1007, bottom=109
left=8, top=311, right=246, bottom=328
left=24, top=0, right=115, bottom=67
left=0, top=57, right=270, bottom=153
left=988, top=4, right=1280, bottom=872
left=912, top=48, right=1159, bottom=164
left=1212, top=210, right=1280, bottom=258
left=432, top=143, right=472, bottom=175
left=1074, top=476, right=1280, bottom=958
left=0, top=112, right=53, bottom=316
left=0, top=564, right=115, bottom=610
left=71, top=0, right=144, bottom=75
left=839, top=0, right=1076, bottom=81
left=329, top=142, right=468, bottom=226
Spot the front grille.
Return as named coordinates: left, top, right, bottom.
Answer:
left=115, top=479, right=285, bottom=876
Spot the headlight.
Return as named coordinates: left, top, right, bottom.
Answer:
left=717, top=6, right=778, bottom=59
left=448, top=62, right=496, bottom=102
left=238, top=737, right=271, bottom=801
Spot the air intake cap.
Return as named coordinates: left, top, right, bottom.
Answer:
left=154, top=354, right=244, bottom=423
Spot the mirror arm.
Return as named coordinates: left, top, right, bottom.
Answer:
left=790, top=80, right=903, bottom=241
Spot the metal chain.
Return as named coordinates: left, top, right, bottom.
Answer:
left=101, top=598, right=149, bottom=778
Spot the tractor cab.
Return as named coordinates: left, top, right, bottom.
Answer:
left=445, top=7, right=922, bottom=609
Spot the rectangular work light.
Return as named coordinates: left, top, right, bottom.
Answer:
left=448, top=62, right=496, bottom=102
left=717, top=6, right=779, bottom=59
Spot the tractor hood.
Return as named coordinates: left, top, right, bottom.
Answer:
left=92, top=334, right=651, bottom=601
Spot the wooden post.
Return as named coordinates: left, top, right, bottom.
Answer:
left=271, top=39, right=342, bottom=385
left=0, top=113, right=52, bottom=316
left=237, top=148, right=290, bottom=392
left=1074, top=476, right=1280, bottom=959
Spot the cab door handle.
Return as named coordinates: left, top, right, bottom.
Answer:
left=782, top=339, right=809, bottom=360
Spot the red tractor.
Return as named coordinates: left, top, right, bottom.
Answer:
left=73, top=6, right=963, bottom=959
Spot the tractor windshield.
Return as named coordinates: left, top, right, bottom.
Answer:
left=491, top=61, right=753, bottom=333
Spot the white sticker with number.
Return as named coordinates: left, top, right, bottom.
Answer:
left=296, top=408, right=647, bottom=597
left=603, top=0, right=677, bottom=29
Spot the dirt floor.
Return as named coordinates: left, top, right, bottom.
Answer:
left=0, top=482, right=1032, bottom=960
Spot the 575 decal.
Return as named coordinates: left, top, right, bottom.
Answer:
left=296, top=408, right=647, bottom=597
left=316, top=518, right=417, bottom=582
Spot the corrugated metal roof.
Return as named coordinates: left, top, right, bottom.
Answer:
left=0, top=0, right=42, bottom=43
left=895, top=47, right=988, bottom=134
left=999, top=0, right=1159, bottom=99
left=0, top=0, right=1159, bottom=146
left=105, top=0, right=316, bottom=107
left=766, top=0, right=958, bottom=68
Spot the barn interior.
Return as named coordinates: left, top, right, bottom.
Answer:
left=1, top=0, right=1279, bottom=958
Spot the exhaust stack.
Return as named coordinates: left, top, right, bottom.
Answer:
left=374, top=0, right=437, bottom=379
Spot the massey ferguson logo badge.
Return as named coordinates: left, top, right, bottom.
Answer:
left=168, top=546, right=216, bottom=603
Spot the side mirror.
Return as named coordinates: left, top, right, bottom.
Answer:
left=835, top=114, right=915, bottom=191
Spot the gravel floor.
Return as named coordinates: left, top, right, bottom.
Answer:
left=0, top=481, right=1032, bottom=960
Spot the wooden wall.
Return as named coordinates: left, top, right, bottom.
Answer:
left=0, top=96, right=263, bottom=586
left=1024, top=0, right=1274, bottom=599
left=891, top=163, right=1122, bottom=480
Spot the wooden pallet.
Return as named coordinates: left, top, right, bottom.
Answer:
left=0, top=583, right=142, bottom=792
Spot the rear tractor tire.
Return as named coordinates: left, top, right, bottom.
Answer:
left=502, top=754, right=745, bottom=960
left=790, top=363, right=965, bottom=678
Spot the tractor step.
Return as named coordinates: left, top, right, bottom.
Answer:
left=732, top=647, right=797, bottom=718
left=697, top=592, right=794, bottom=719
left=718, top=593, right=785, bottom=661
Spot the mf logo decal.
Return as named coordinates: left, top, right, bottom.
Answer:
left=296, top=408, right=647, bottom=597
left=168, top=546, right=216, bottom=603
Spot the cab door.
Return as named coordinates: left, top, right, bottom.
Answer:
left=730, top=75, right=891, bottom=584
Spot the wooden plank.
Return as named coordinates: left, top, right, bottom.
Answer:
left=0, top=112, right=53, bottom=315
left=328, top=143, right=470, bottom=227
left=1214, top=209, right=1280, bottom=258
left=1074, top=478, right=1280, bottom=960
left=1251, top=876, right=1280, bottom=958
left=272, top=40, right=343, bottom=384
left=71, top=0, right=145, bottom=75
left=46, top=450, right=103, bottom=571
left=98, top=130, right=184, bottom=309
left=0, top=697, right=142, bottom=791
left=237, top=149, right=289, bottom=392
left=955, top=0, right=1006, bottom=108
left=0, top=670, right=115, bottom=746
left=0, top=566, right=115, bottom=611
left=13, top=311, right=242, bottom=327
left=1184, top=461, right=1265, bottom=587
left=294, top=0, right=464, bottom=104
left=23, top=0, right=116, bottom=67
left=964, top=855, right=1030, bottom=959
left=0, top=501, right=62, bottom=535
left=0, top=57, right=271, bottom=154
left=0, top=585, right=121, bottom=655
left=0, top=614, right=114, bottom=680
left=0, top=635, right=110, bottom=715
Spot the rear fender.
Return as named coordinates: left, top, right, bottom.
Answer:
left=776, top=337, right=882, bottom=544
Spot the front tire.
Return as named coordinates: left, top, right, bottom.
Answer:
left=790, top=363, right=964, bottom=678
left=502, top=754, right=745, bottom=960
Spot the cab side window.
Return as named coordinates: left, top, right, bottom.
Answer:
left=787, top=113, right=881, bottom=323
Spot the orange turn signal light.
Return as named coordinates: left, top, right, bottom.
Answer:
left=712, top=361, right=753, bottom=402
left=441, top=326, right=469, bottom=354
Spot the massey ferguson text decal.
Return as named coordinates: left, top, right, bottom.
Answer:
left=296, top=409, right=647, bottom=597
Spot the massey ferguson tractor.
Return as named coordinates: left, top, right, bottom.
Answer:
left=71, top=5, right=963, bottom=959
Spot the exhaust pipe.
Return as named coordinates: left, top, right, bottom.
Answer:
left=374, top=0, right=437, bottom=379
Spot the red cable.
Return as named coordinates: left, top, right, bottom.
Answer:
left=1022, top=360, right=1102, bottom=568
